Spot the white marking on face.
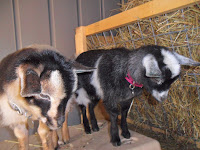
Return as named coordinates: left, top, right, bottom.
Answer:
left=75, top=88, right=91, bottom=107
left=161, top=49, right=181, bottom=78
left=50, top=71, right=64, bottom=89
left=90, top=57, right=104, bottom=98
left=45, top=70, right=66, bottom=128
left=152, top=90, right=169, bottom=102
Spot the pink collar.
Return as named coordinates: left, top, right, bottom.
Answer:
left=125, top=72, right=143, bottom=88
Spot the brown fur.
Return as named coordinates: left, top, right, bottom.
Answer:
left=0, top=64, right=57, bottom=150
left=0, top=44, right=95, bottom=149
left=52, top=96, right=75, bottom=145
left=0, top=45, right=72, bottom=150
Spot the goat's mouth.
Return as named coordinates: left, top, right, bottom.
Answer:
left=46, top=123, right=61, bottom=130
left=152, top=89, right=169, bottom=102
left=39, top=117, right=61, bottom=130
left=46, top=120, right=62, bottom=130
left=154, top=97, right=167, bottom=103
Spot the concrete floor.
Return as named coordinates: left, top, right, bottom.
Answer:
left=0, top=120, right=161, bottom=150
left=0, top=102, right=161, bottom=150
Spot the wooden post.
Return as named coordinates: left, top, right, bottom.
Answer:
left=13, top=0, right=22, bottom=50
left=75, top=26, right=87, bottom=55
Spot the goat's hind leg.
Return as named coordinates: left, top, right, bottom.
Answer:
left=89, top=99, right=99, bottom=132
left=80, top=105, right=91, bottom=134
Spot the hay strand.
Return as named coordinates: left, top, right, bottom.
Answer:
left=86, top=0, right=200, bottom=144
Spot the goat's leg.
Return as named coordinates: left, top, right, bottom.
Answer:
left=61, top=111, right=70, bottom=144
left=109, top=111, right=121, bottom=146
left=80, top=105, right=91, bottom=134
left=52, top=130, right=59, bottom=148
left=120, top=101, right=131, bottom=139
left=13, top=123, right=29, bottom=150
left=88, top=100, right=99, bottom=132
left=37, top=121, right=54, bottom=150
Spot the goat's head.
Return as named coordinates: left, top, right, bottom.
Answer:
left=12, top=46, right=94, bottom=130
left=136, top=46, right=200, bottom=102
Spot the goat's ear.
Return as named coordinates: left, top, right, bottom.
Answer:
left=20, top=69, right=41, bottom=97
left=71, top=61, right=96, bottom=74
left=143, top=54, right=162, bottom=77
left=173, top=52, right=200, bottom=66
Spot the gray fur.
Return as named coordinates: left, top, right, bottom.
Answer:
left=75, top=45, right=200, bottom=146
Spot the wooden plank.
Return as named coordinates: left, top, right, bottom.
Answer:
left=75, top=26, right=87, bottom=55
left=19, top=0, right=51, bottom=46
left=48, top=0, right=56, bottom=47
left=0, top=0, right=16, bottom=60
left=53, top=0, right=78, bottom=57
left=85, top=0, right=200, bottom=36
left=13, top=0, right=22, bottom=50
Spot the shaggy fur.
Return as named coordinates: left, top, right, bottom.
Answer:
left=75, top=45, right=200, bottom=146
left=0, top=44, right=93, bottom=150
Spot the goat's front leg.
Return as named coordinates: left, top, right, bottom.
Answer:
left=61, top=111, right=70, bottom=144
left=13, top=123, right=29, bottom=150
left=120, top=100, right=131, bottom=139
left=109, top=111, right=121, bottom=146
left=52, top=130, right=59, bottom=148
left=38, top=121, right=54, bottom=150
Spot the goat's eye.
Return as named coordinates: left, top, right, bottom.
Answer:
left=151, top=77, right=164, bottom=84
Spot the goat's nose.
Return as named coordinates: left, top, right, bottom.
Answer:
left=160, top=95, right=168, bottom=102
left=57, top=116, right=65, bottom=127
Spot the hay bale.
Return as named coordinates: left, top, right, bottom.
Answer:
left=86, top=0, right=200, bottom=144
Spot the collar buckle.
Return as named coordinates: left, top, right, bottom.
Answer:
left=125, top=72, right=143, bottom=94
left=9, top=101, right=23, bottom=115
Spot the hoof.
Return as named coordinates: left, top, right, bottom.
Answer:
left=111, top=137, right=121, bottom=146
left=111, top=141, right=121, bottom=146
left=121, top=131, right=131, bottom=139
left=54, top=146, right=59, bottom=150
left=92, top=126, right=99, bottom=132
left=85, top=128, right=91, bottom=134
left=58, top=140, right=69, bottom=145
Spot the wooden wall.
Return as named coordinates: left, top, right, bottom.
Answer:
left=0, top=0, right=120, bottom=141
left=0, top=0, right=120, bottom=59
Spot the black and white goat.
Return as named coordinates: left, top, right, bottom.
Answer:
left=0, top=44, right=93, bottom=150
left=74, top=45, right=200, bottom=146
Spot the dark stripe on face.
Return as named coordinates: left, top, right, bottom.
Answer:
left=154, top=75, right=180, bottom=92
left=25, top=97, right=51, bottom=118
